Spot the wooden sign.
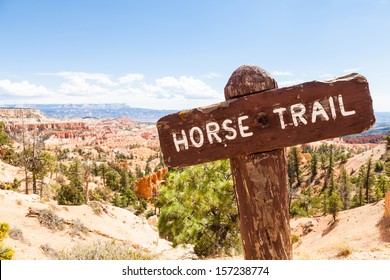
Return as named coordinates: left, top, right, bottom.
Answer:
left=157, top=73, right=375, bottom=167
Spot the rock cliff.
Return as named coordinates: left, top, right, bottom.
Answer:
left=135, top=167, right=168, bottom=201
left=0, top=108, right=46, bottom=119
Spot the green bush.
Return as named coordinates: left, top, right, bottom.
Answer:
left=56, top=184, right=85, bottom=205
left=291, top=235, right=300, bottom=244
left=0, top=222, right=10, bottom=241
left=157, top=160, right=241, bottom=257
left=0, top=222, right=15, bottom=260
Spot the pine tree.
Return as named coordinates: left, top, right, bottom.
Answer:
left=56, top=158, right=85, bottom=205
left=157, top=160, right=241, bottom=257
left=328, top=191, right=342, bottom=222
left=364, top=157, right=373, bottom=204
left=310, top=153, right=318, bottom=179
left=338, top=166, right=351, bottom=210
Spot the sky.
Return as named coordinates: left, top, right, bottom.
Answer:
left=0, top=0, right=389, bottom=111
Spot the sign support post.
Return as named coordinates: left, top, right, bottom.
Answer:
left=224, top=65, right=291, bottom=259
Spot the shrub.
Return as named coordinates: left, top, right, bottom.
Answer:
left=0, top=243, right=14, bottom=260
left=69, top=219, right=89, bottom=237
left=34, top=208, right=65, bottom=231
left=9, top=227, right=24, bottom=241
left=40, top=243, right=58, bottom=259
left=57, top=240, right=153, bottom=260
left=375, top=161, right=384, bottom=172
left=0, top=222, right=14, bottom=260
left=89, top=187, right=111, bottom=202
left=134, top=199, right=148, bottom=216
left=88, top=201, right=103, bottom=216
left=335, top=242, right=353, bottom=258
left=0, top=222, right=10, bottom=241
left=291, top=235, right=300, bottom=244
left=145, top=209, right=155, bottom=219
left=56, top=184, right=85, bottom=206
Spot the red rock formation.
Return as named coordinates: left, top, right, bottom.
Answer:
left=135, top=167, right=168, bottom=201
left=141, top=132, right=151, bottom=140
left=4, top=122, right=89, bottom=132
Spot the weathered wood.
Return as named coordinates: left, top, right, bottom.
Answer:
left=225, top=65, right=291, bottom=260
left=385, top=191, right=390, bottom=218
left=157, top=72, right=375, bottom=168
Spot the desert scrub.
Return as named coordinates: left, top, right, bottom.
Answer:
left=69, top=219, right=89, bottom=237
left=0, top=222, right=15, bottom=260
left=40, top=243, right=59, bottom=259
left=9, top=226, right=24, bottom=241
left=335, top=242, right=353, bottom=258
left=31, top=208, right=65, bottom=231
left=88, top=201, right=103, bottom=216
left=57, top=240, right=153, bottom=260
left=291, top=234, right=300, bottom=244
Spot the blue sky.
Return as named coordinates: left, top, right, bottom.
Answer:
left=0, top=0, right=389, bottom=110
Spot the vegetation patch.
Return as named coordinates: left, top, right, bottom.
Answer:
left=9, top=226, right=24, bottom=241
left=335, top=242, right=353, bottom=258
left=27, top=208, right=65, bottom=231
left=157, top=160, right=241, bottom=258
left=57, top=240, right=153, bottom=260
left=0, top=222, right=15, bottom=260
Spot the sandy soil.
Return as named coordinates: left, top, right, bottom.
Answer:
left=291, top=200, right=390, bottom=259
left=0, top=189, right=194, bottom=260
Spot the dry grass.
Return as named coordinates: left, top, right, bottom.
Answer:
left=9, top=226, right=24, bottom=241
left=335, top=242, right=353, bottom=258
left=33, top=208, right=65, bottom=231
left=57, top=240, right=154, bottom=260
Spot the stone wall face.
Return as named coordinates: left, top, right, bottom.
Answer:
left=135, top=167, right=168, bottom=201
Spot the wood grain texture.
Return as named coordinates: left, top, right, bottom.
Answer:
left=225, top=65, right=291, bottom=260
left=157, top=72, right=375, bottom=168
left=230, top=149, right=291, bottom=259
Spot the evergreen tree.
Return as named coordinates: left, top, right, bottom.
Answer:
left=157, top=160, right=241, bottom=257
left=364, top=157, right=373, bottom=204
left=338, top=165, right=351, bottom=210
left=376, top=175, right=389, bottom=199
left=328, top=191, right=342, bottom=222
left=57, top=158, right=85, bottom=205
left=310, top=153, right=318, bottom=179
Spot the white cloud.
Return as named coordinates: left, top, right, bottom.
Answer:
left=57, top=71, right=117, bottom=86
left=118, top=73, right=144, bottom=84
left=0, top=72, right=224, bottom=110
left=272, top=70, right=293, bottom=76
left=205, top=72, right=221, bottom=79
left=0, top=79, right=52, bottom=97
left=154, top=76, right=220, bottom=99
left=343, top=67, right=362, bottom=74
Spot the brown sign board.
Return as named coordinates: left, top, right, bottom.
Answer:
left=157, top=73, right=375, bottom=168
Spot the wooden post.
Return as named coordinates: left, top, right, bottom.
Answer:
left=385, top=191, right=390, bottom=218
left=224, top=65, right=292, bottom=259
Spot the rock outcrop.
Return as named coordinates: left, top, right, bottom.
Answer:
left=4, top=122, right=89, bottom=133
left=0, top=108, right=45, bottom=119
left=135, top=167, right=168, bottom=201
